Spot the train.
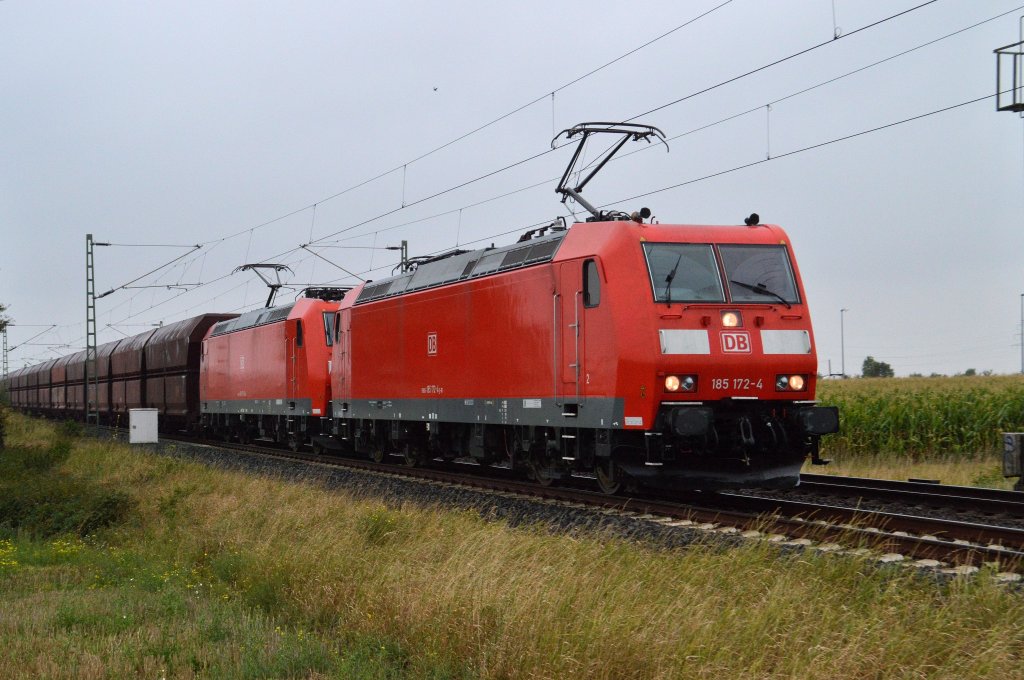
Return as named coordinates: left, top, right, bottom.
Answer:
left=0, top=123, right=838, bottom=491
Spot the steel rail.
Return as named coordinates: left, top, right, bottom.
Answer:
left=797, top=473, right=1024, bottom=517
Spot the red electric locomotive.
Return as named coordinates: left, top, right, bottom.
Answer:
left=200, top=295, right=340, bottom=449
left=327, top=124, right=837, bottom=490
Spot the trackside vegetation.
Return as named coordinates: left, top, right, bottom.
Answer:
left=811, top=375, right=1024, bottom=486
left=2, top=410, right=1024, bottom=678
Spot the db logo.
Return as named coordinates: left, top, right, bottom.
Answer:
left=427, top=332, right=438, bottom=356
left=720, top=331, right=751, bottom=353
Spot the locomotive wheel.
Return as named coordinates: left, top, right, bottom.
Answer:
left=528, top=454, right=557, bottom=487
left=286, top=433, right=301, bottom=452
left=595, top=461, right=623, bottom=496
left=403, top=445, right=423, bottom=468
left=370, top=447, right=386, bottom=464
left=311, top=441, right=324, bottom=456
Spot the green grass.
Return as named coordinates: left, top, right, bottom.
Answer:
left=2, top=410, right=1024, bottom=678
left=818, top=375, right=1024, bottom=457
left=811, top=375, right=1024, bottom=487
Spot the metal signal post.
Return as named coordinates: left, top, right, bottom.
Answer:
left=386, top=240, right=410, bottom=273
left=840, top=308, right=849, bottom=378
left=997, top=20, right=1024, bottom=374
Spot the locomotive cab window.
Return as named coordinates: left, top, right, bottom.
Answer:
left=295, top=319, right=304, bottom=347
left=583, top=259, right=600, bottom=307
left=642, top=243, right=725, bottom=303
left=719, top=245, right=800, bottom=305
left=322, top=312, right=336, bottom=347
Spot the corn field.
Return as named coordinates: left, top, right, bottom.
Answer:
left=816, top=375, right=1024, bottom=457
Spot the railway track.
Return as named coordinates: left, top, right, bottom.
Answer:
left=796, top=473, right=1024, bottom=519
left=138, top=431, right=1024, bottom=576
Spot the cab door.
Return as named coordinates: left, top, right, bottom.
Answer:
left=556, top=258, right=604, bottom=406
left=287, top=319, right=305, bottom=403
left=557, top=263, right=578, bottom=404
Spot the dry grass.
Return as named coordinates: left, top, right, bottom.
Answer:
left=2, top=412, right=1024, bottom=678
left=804, top=451, right=1013, bottom=488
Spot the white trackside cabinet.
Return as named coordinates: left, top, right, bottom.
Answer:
left=129, top=408, right=159, bottom=444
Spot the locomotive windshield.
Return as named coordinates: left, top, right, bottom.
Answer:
left=719, top=245, right=800, bottom=304
left=643, top=244, right=725, bottom=303
left=642, top=242, right=800, bottom=304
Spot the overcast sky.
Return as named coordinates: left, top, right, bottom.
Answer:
left=3, top=0, right=1024, bottom=377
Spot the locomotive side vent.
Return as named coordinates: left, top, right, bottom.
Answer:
left=354, top=233, right=566, bottom=305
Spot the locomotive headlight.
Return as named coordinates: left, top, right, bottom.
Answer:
left=721, top=311, right=742, bottom=328
left=776, top=374, right=807, bottom=391
left=665, top=375, right=681, bottom=392
left=681, top=375, right=696, bottom=391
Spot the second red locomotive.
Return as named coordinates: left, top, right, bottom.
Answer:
left=200, top=295, right=340, bottom=449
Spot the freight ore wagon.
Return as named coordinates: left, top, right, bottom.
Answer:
left=2, top=314, right=232, bottom=429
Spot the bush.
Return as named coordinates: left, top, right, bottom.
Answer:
left=20, top=439, right=72, bottom=472
left=58, top=420, right=83, bottom=439
left=0, top=442, right=136, bottom=538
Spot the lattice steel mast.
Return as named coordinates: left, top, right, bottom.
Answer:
left=85, top=234, right=99, bottom=425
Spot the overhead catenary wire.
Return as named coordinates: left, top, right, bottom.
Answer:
left=21, top=2, right=998, bottom=354
left=310, top=3, right=1021, bottom=256
left=626, top=0, right=940, bottom=122
left=96, top=245, right=202, bottom=299
left=95, top=0, right=946, bottom=308
left=92, top=87, right=1013, bottom=338
left=608, top=90, right=1009, bottom=208
left=193, top=1, right=737, bottom=249
left=9, top=325, right=57, bottom=351
left=101, top=242, right=201, bottom=247
left=351, top=88, right=1017, bottom=279
left=299, top=245, right=365, bottom=281
left=300, top=0, right=943, bottom=250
